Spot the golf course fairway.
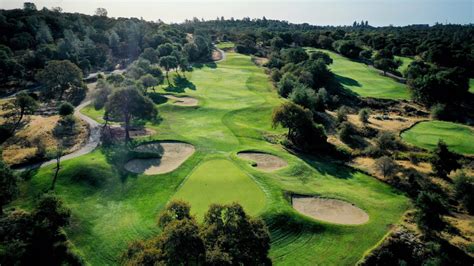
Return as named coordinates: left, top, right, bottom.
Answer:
left=307, top=48, right=410, bottom=100
left=18, top=51, right=410, bottom=265
left=401, top=120, right=474, bottom=155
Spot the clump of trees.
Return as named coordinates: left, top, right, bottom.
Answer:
left=272, top=102, right=328, bottom=151
left=105, top=87, right=157, bottom=141
left=1, top=91, right=38, bottom=134
left=0, top=193, right=82, bottom=265
left=123, top=201, right=271, bottom=265
left=430, top=140, right=461, bottom=179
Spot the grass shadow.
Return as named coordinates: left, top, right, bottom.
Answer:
left=294, top=152, right=356, bottom=180
left=335, top=74, right=361, bottom=87
left=147, top=92, right=168, bottom=105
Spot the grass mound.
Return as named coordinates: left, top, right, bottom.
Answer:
left=172, top=159, right=266, bottom=221
left=307, top=48, right=410, bottom=99
left=401, top=120, right=474, bottom=155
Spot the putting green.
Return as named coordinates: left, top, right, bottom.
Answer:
left=173, top=159, right=266, bottom=220
left=307, top=48, right=410, bottom=100
left=401, top=120, right=474, bottom=155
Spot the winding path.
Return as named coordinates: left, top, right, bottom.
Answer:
left=16, top=100, right=101, bottom=170
left=214, top=47, right=226, bottom=62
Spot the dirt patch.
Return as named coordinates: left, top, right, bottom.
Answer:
left=237, top=151, right=288, bottom=172
left=1, top=115, right=88, bottom=165
left=292, top=195, right=369, bottom=225
left=106, top=126, right=155, bottom=140
left=212, top=49, right=223, bottom=61
left=124, top=141, right=195, bottom=175
left=163, top=95, right=198, bottom=107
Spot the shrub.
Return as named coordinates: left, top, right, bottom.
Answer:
left=376, top=131, right=400, bottom=151
left=430, top=103, right=448, bottom=120
left=375, top=156, right=398, bottom=178
left=430, top=140, right=460, bottom=178
left=359, top=108, right=371, bottom=124
left=453, top=171, right=474, bottom=214
left=338, top=121, right=356, bottom=143
left=58, top=102, right=74, bottom=117
left=415, top=191, right=447, bottom=232
left=336, top=106, right=348, bottom=124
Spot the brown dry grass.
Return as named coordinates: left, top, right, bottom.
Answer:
left=347, top=112, right=424, bottom=133
left=443, top=213, right=474, bottom=257
left=1, top=115, right=88, bottom=165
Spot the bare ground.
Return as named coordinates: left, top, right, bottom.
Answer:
left=292, top=195, right=369, bottom=225
left=124, top=141, right=195, bottom=175
left=163, top=95, right=199, bottom=107
left=237, top=151, right=288, bottom=171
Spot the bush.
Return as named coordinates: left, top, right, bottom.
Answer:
left=359, top=108, right=370, bottom=124
left=376, top=131, right=400, bottom=151
left=453, top=171, right=474, bottom=214
left=338, top=121, right=356, bottom=143
left=375, top=156, right=398, bottom=178
left=430, top=103, right=448, bottom=120
left=58, top=102, right=74, bottom=117
left=336, top=106, right=348, bottom=124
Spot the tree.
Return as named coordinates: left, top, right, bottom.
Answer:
left=288, top=84, right=317, bottom=111
left=431, top=140, right=460, bottom=178
left=23, top=2, right=37, bottom=11
left=453, top=171, right=474, bottom=214
left=359, top=108, right=371, bottom=124
left=124, top=201, right=270, bottom=265
left=0, top=158, right=17, bottom=215
left=277, top=72, right=297, bottom=97
left=281, top=47, right=308, bottom=64
left=92, top=79, right=113, bottom=109
left=159, top=56, right=178, bottom=84
left=95, top=8, right=108, bottom=17
left=140, top=48, right=159, bottom=64
left=0, top=193, right=80, bottom=265
left=105, top=87, right=157, bottom=141
left=375, top=156, right=398, bottom=178
left=333, top=40, right=362, bottom=59
left=50, top=115, right=76, bottom=190
left=36, top=60, right=85, bottom=102
left=140, top=74, right=159, bottom=93
left=272, top=102, right=327, bottom=150
left=58, top=102, right=74, bottom=117
left=201, top=203, right=271, bottom=265
left=309, top=51, right=333, bottom=65
left=1, top=91, right=37, bottom=133
left=415, top=191, right=447, bottom=232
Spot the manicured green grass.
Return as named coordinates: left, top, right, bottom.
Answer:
left=470, top=79, right=474, bottom=93
left=401, top=120, right=474, bottom=155
left=395, top=56, right=414, bottom=75
left=15, top=51, right=410, bottom=265
left=81, top=105, right=105, bottom=123
left=307, top=48, right=410, bottom=100
left=173, top=159, right=266, bottom=221
left=216, top=41, right=235, bottom=49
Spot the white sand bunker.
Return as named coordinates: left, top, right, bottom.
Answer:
left=292, top=196, right=369, bottom=225
left=124, top=141, right=195, bottom=175
left=237, top=151, right=288, bottom=171
left=164, top=95, right=198, bottom=106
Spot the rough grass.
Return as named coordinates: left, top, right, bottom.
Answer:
left=173, top=158, right=266, bottom=221
left=395, top=56, right=413, bottom=75
left=14, top=51, right=410, bottom=265
left=307, top=48, right=410, bottom=100
left=216, top=41, right=235, bottom=49
left=470, top=79, right=474, bottom=93
left=401, top=120, right=474, bottom=155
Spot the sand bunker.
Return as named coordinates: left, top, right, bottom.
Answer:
left=237, top=151, right=288, bottom=171
left=292, top=196, right=369, bottom=225
left=124, top=141, right=195, bottom=175
left=164, top=95, right=198, bottom=107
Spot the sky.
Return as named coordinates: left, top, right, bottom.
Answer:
left=1, top=0, right=473, bottom=26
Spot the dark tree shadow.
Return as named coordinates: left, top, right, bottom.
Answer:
left=147, top=92, right=168, bottom=105
left=292, top=152, right=356, bottom=180
left=335, top=74, right=361, bottom=87
left=164, top=76, right=196, bottom=93
left=193, top=61, right=217, bottom=69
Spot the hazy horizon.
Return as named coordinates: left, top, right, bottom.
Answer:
left=1, top=0, right=473, bottom=26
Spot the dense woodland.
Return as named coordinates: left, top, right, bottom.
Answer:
left=0, top=3, right=473, bottom=266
